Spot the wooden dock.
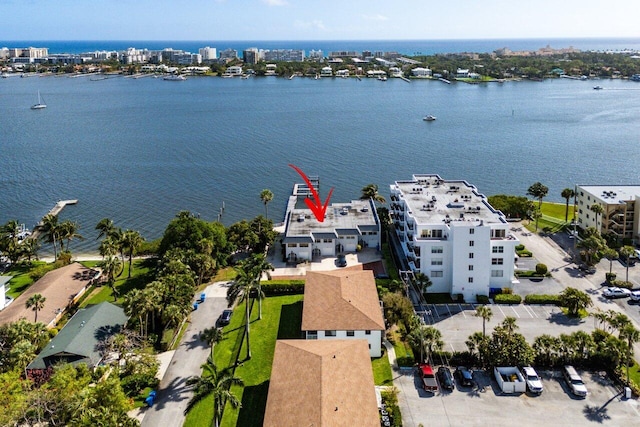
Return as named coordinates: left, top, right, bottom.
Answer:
left=30, top=200, right=78, bottom=240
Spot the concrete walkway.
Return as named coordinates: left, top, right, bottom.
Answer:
left=139, top=281, right=230, bottom=427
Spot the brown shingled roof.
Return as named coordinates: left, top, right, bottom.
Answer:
left=301, top=270, right=385, bottom=332
left=264, top=340, right=379, bottom=427
left=0, top=263, right=96, bottom=327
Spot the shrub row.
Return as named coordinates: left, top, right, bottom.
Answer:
left=524, top=294, right=562, bottom=305
left=476, top=295, right=490, bottom=304
left=261, top=280, right=305, bottom=296
left=493, top=294, right=522, bottom=304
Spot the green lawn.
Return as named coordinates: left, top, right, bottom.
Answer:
left=79, top=259, right=154, bottom=307
left=4, top=262, right=47, bottom=299
left=183, top=294, right=304, bottom=427
left=372, top=352, right=393, bottom=385
left=525, top=202, right=575, bottom=233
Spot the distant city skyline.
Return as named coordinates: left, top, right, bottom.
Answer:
left=1, top=0, right=638, bottom=41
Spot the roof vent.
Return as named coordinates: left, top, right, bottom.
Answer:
left=297, top=214, right=305, bottom=222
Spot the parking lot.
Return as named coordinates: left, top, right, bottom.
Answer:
left=415, top=303, right=596, bottom=353
left=395, top=366, right=640, bottom=426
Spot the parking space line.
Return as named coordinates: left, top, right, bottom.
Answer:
left=510, top=306, right=520, bottom=318
left=522, top=305, right=536, bottom=318
left=497, top=305, right=506, bottom=318
left=446, top=305, right=453, bottom=317
left=460, top=304, right=466, bottom=318
left=431, top=304, right=440, bottom=319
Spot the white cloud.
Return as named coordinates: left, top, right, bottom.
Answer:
left=262, top=0, right=288, bottom=6
left=294, top=19, right=327, bottom=31
left=362, top=14, right=389, bottom=21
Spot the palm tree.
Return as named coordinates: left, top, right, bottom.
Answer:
left=260, top=189, right=274, bottom=219
left=57, top=220, right=84, bottom=253
left=475, top=305, right=493, bottom=337
left=40, top=213, right=60, bottom=259
left=527, top=182, right=548, bottom=231
left=99, top=236, right=120, bottom=258
left=184, top=358, right=243, bottom=427
left=602, top=247, right=618, bottom=274
left=620, top=245, right=635, bottom=284
left=227, top=266, right=257, bottom=360
left=95, top=218, right=116, bottom=240
left=26, top=293, right=46, bottom=323
left=559, top=287, right=592, bottom=317
left=620, top=324, right=640, bottom=385
left=120, top=230, right=144, bottom=278
left=533, top=334, right=561, bottom=366
left=561, top=188, right=576, bottom=222
left=360, top=183, right=386, bottom=204
left=413, top=272, right=432, bottom=296
left=245, top=253, right=274, bottom=320
left=408, top=325, right=443, bottom=364
left=200, top=326, right=223, bottom=358
left=123, top=289, right=145, bottom=336
left=99, top=255, right=122, bottom=302
left=590, top=203, right=604, bottom=234
left=465, top=331, right=488, bottom=365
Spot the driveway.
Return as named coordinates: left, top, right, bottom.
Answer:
left=140, top=281, right=230, bottom=427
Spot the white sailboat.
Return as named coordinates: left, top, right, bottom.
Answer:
left=31, top=91, right=46, bottom=109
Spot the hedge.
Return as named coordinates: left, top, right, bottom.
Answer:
left=476, top=295, right=490, bottom=304
left=261, top=280, right=305, bottom=296
left=494, top=294, right=522, bottom=304
left=524, top=294, right=561, bottom=305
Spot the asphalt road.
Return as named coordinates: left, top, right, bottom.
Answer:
left=141, top=282, right=230, bottom=427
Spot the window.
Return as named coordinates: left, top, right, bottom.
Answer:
left=346, top=330, right=355, bottom=337
left=431, top=246, right=443, bottom=254
left=325, top=330, right=336, bottom=337
left=469, top=228, right=475, bottom=235
left=323, top=239, right=332, bottom=243
left=300, top=243, right=309, bottom=247
left=469, top=240, right=474, bottom=247
left=468, top=265, right=474, bottom=271
left=469, top=253, right=474, bottom=259
left=422, top=229, right=443, bottom=238
left=431, top=259, right=443, bottom=266
left=491, top=229, right=506, bottom=238
left=491, top=270, right=504, bottom=277
left=468, top=277, right=474, bottom=283
left=431, top=271, right=443, bottom=278
left=365, top=330, right=371, bottom=335
left=492, top=246, right=504, bottom=253
left=287, top=243, right=297, bottom=248
left=492, top=258, right=504, bottom=265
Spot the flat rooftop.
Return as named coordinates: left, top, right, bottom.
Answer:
left=285, top=199, right=378, bottom=240
left=391, top=174, right=506, bottom=225
left=579, top=185, right=640, bottom=203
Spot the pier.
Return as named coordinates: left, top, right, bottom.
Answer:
left=30, top=200, right=78, bottom=240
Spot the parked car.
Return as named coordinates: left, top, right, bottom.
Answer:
left=563, top=365, right=588, bottom=397
left=437, top=366, right=455, bottom=391
left=416, top=364, right=438, bottom=392
left=218, top=309, right=233, bottom=326
left=603, top=287, right=632, bottom=299
left=522, top=366, right=543, bottom=394
left=454, top=366, right=474, bottom=387
left=336, top=253, right=347, bottom=267
left=630, top=290, right=640, bottom=302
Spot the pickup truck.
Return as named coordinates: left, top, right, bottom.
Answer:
left=417, top=364, right=438, bottom=392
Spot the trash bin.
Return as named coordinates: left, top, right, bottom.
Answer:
left=625, top=387, right=632, bottom=399
left=200, top=293, right=206, bottom=302
left=193, top=302, right=199, bottom=310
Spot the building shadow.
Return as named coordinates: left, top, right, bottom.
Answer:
left=277, top=301, right=303, bottom=339
left=235, top=381, right=270, bottom=427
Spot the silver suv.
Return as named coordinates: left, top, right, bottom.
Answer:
left=563, top=365, right=587, bottom=397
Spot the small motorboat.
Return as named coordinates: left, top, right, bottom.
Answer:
left=593, top=85, right=603, bottom=90
left=423, top=115, right=436, bottom=121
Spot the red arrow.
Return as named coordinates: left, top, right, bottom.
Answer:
left=289, top=164, right=334, bottom=223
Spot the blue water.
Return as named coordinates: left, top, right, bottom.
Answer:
left=4, top=38, right=640, bottom=55
left=1, top=74, right=640, bottom=254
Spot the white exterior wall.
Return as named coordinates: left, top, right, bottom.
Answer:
left=360, top=231, right=380, bottom=249
left=308, top=330, right=382, bottom=357
left=0, top=283, right=5, bottom=310
left=286, top=243, right=312, bottom=261
left=313, top=239, right=335, bottom=256
left=337, top=235, right=358, bottom=252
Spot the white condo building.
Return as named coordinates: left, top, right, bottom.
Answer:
left=390, top=174, right=519, bottom=301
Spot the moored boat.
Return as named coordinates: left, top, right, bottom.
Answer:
left=423, top=115, right=436, bottom=121
left=163, top=74, right=186, bottom=81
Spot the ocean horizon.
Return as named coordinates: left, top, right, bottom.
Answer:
left=4, top=37, right=640, bottom=55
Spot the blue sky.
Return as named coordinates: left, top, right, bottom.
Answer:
left=1, top=0, right=638, bottom=40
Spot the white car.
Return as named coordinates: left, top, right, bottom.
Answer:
left=630, top=290, right=640, bottom=302
left=602, top=287, right=632, bottom=299
left=522, top=366, right=543, bottom=394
